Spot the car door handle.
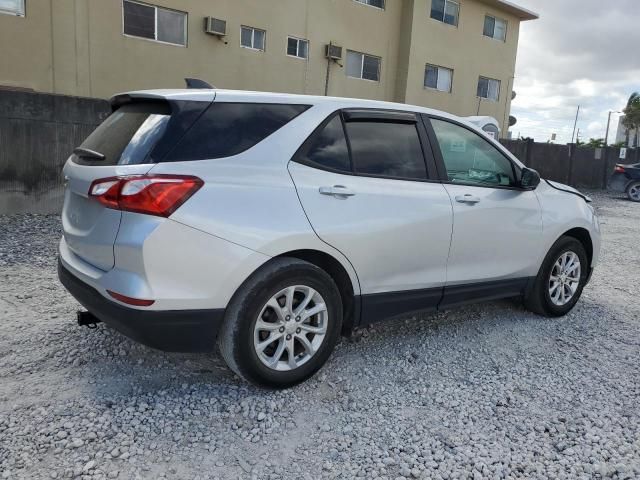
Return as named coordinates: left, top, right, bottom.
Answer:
left=455, top=194, right=481, bottom=204
left=319, top=185, right=356, bottom=198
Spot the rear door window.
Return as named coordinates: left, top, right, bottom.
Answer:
left=75, top=103, right=171, bottom=166
left=165, top=103, right=309, bottom=161
left=345, top=121, right=427, bottom=180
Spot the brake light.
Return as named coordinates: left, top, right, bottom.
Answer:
left=614, top=164, right=626, bottom=173
left=89, top=175, right=203, bottom=217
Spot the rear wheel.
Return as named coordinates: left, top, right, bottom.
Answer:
left=218, top=258, right=342, bottom=388
left=524, top=236, right=589, bottom=317
left=626, top=181, right=640, bottom=202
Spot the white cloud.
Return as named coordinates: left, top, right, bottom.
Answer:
left=509, top=0, right=639, bottom=144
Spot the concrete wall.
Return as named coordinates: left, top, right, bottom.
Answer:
left=0, top=0, right=534, bottom=134
left=0, top=91, right=110, bottom=214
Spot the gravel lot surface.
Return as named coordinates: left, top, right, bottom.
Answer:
left=1, top=191, right=639, bottom=480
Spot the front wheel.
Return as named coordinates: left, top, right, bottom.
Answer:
left=524, top=236, right=589, bottom=317
left=626, top=181, right=640, bottom=202
left=218, top=258, right=343, bottom=388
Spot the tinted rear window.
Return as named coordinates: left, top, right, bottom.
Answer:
left=296, top=114, right=351, bottom=173
left=164, top=103, right=310, bottom=162
left=75, top=103, right=171, bottom=166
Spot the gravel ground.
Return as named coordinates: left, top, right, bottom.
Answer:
left=1, top=191, right=639, bottom=480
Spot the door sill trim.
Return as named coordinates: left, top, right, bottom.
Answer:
left=357, top=277, right=533, bottom=327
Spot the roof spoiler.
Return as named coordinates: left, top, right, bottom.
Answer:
left=185, top=78, right=215, bottom=89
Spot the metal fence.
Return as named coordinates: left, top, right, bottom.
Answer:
left=500, top=139, right=639, bottom=190
left=0, top=90, right=110, bottom=214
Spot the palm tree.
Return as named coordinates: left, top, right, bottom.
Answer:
left=622, top=92, right=640, bottom=147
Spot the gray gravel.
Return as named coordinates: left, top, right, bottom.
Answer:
left=1, top=191, right=639, bottom=480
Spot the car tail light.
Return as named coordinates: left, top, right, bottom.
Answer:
left=89, top=175, right=203, bottom=217
left=107, top=290, right=155, bottom=307
left=614, top=164, right=626, bottom=173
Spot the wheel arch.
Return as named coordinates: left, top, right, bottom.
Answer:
left=274, top=249, right=360, bottom=333
left=561, top=227, right=593, bottom=267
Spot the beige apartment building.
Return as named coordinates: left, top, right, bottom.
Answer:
left=0, top=0, right=536, bottom=134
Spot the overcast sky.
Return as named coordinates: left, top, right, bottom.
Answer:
left=509, top=0, right=639, bottom=144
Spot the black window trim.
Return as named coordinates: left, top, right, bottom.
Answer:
left=343, top=109, right=417, bottom=123
left=292, top=108, right=440, bottom=183
left=422, top=114, right=525, bottom=191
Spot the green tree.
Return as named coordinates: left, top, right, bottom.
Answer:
left=622, top=92, right=640, bottom=147
left=586, top=138, right=605, bottom=148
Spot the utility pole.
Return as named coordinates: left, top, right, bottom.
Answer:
left=571, top=105, right=580, bottom=144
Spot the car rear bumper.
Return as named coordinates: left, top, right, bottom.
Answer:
left=608, top=173, right=630, bottom=192
left=58, top=259, right=224, bottom=352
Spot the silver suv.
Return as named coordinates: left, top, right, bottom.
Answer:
left=59, top=89, right=601, bottom=388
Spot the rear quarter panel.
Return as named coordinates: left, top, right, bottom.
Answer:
left=148, top=104, right=361, bottom=295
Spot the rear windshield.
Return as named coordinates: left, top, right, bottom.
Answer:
left=75, top=103, right=171, bottom=166
left=163, top=103, right=310, bottom=162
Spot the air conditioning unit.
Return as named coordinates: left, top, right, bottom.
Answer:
left=204, top=17, right=227, bottom=36
left=325, top=44, right=343, bottom=60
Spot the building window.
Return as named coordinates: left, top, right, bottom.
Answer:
left=287, top=36, right=309, bottom=59
left=353, top=0, right=385, bottom=9
left=483, top=15, right=507, bottom=41
left=0, top=0, right=25, bottom=16
left=477, top=77, right=501, bottom=101
left=346, top=51, right=381, bottom=82
left=123, top=0, right=187, bottom=46
left=430, top=0, right=459, bottom=26
left=424, top=64, right=453, bottom=92
left=241, top=26, right=266, bottom=51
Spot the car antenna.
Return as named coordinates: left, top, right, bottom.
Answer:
left=185, top=78, right=215, bottom=89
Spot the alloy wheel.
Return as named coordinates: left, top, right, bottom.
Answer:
left=253, top=285, right=328, bottom=371
left=628, top=184, right=640, bottom=201
left=548, top=251, right=581, bottom=306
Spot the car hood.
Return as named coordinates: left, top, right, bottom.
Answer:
left=545, top=180, right=592, bottom=203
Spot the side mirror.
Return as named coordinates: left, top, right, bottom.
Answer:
left=520, top=167, right=541, bottom=190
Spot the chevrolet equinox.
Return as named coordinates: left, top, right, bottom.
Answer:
left=58, top=89, right=601, bottom=388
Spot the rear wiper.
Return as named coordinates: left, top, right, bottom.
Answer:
left=73, top=147, right=105, bottom=161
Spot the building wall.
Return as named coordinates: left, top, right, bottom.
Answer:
left=0, top=0, right=529, bottom=133
left=615, top=118, right=639, bottom=148
left=402, top=0, right=520, bottom=130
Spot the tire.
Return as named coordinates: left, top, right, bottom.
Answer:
left=218, top=257, right=343, bottom=388
left=626, top=181, right=640, bottom=202
left=524, top=236, right=589, bottom=317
